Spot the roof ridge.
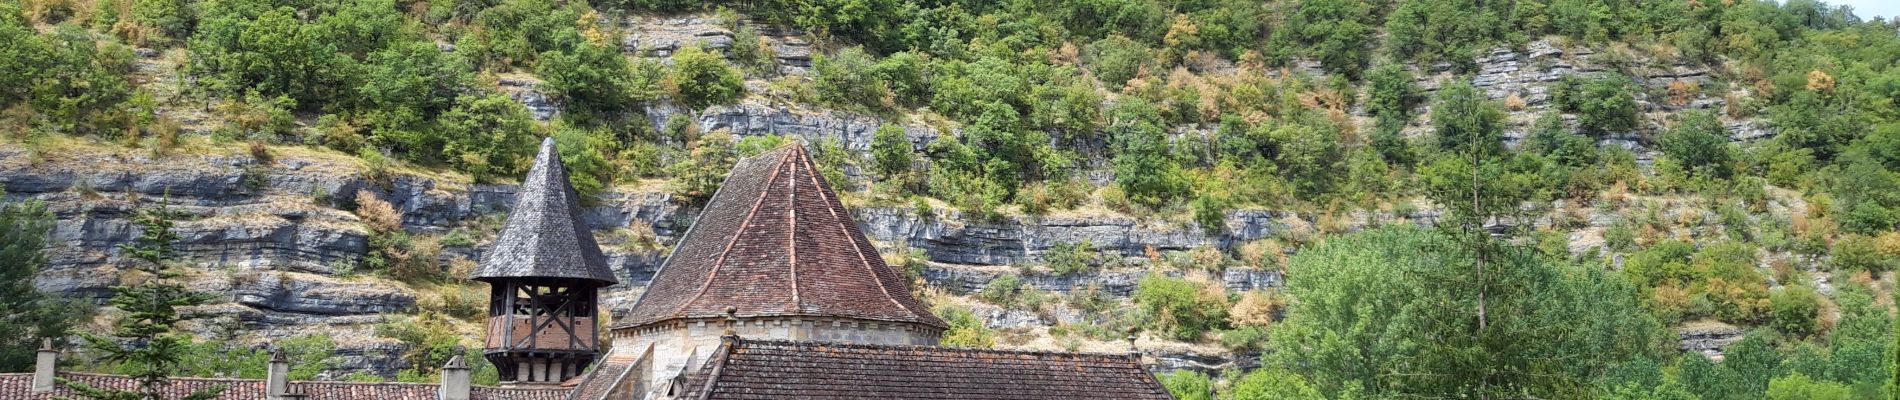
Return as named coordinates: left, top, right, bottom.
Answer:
left=731, top=337, right=1148, bottom=361
left=695, top=338, right=738, bottom=400
left=40, top=372, right=569, bottom=391
left=675, top=149, right=794, bottom=318
left=691, top=337, right=1172, bottom=399
left=786, top=146, right=801, bottom=312
left=54, top=372, right=263, bottom=384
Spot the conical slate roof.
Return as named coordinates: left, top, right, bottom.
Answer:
left=616, top=144, right=945, bottom=329
left=470, top=138, right=617, bottom=285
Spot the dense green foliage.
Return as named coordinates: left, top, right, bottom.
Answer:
left=667, top=45, right=743, bottom=110
left=934, top=305, right=996, bottom=348
left=2, top=12, right=137, bottom=136
left=1225, top=368, right=1325, bottom=400
left=1156, top=370, right=1213, bottom=400
left=374, top=312, right=501, bottom=384
left=1553, top=74, right=1641, bottom=135
left=172, top=334, right=338, bottom=381
left=0, top=0, right=1894, bottom=213
left=1270, top=227, right=1668, bottom=398
left=5, top=0, right=1900, bottom=395
left=1133, top=274, right=1230, bottom=341
left=1660, top=110, right=1736, bottom=178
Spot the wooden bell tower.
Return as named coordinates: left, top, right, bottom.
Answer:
left=472, top=138, right=618, bottom=385
left=484, top=278, right=603, bottom=383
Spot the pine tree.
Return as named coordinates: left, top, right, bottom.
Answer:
left=59, top=201, right=225, bottom=400
left=0, top=195, right=76, bottom=372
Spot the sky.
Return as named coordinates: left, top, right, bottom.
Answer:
left=1829, top=0, right=1900, bottom=20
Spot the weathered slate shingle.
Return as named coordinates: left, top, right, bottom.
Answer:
left=679, top=338, right=1175, bottom=400
left=617, top=144, right=944, bottom=329
left=471, top=137, right=617, bottom=285
left=0, top=373, right=571, bottom=400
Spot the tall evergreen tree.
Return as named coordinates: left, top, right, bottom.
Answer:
left=60, top=201, right=225, bottom=400
left=0, top=196, right=76, bottom=372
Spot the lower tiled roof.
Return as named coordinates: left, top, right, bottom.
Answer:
left=565, top=352, right=640, bottom=400
left=679, top=337, right=1175, bottom=400
left=0, top=372, right=571, bottom=400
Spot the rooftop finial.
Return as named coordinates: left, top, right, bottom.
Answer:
left=723, top=306, right=739, bottom=337
left=531, top=137, right=559, bottom=171
left=444, top=354, right=469, bottom=370
left=1125, top=327, right=1139, bottom=355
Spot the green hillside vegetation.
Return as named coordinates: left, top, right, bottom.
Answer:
left=2, top=0, right=1899, bottom=397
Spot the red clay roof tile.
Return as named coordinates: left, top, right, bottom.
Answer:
left=678, top=337, right=1175, bottom=400
left=617, top=144, right=945, bottom=329
left=0, top=372, right=571, bottom=400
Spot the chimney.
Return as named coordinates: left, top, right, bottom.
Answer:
left=32, top=338, right=56, bottom=393
left=439, top=355, right=471, bottom=400
left=1125, top=327, right=1139, bottom=355
left=265, top=348, right=289, bottom=400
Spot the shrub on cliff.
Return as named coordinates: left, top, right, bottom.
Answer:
left=933, top=305, right=995, bottom=349
left=1553, top=74, right=1640, bottom=135
left=1768, top=286, right=1822, bottom=338
left=668, top=45, right=744, bottom=110
left=1659, top=110, right=1734, bottom=179
left=1133, top=274, right=1230, bottom=341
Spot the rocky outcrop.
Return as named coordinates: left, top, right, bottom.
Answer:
left=231, top=271, right=416, bottom=315
left=855, top=207, right=1289, bottom=267
left=1393, top=39, right=1774, bottom=162
left=695, top=102, right=893, bottom=151
left=497, top=77, right=561, bottom=121
left=756, top=24, right=814, bottom=75
left=618, top=14, right=814, bottom=75
left=1462, top=41, right=1604, bottom=107
left=646, top=100, right=945, bottom=156
left=621, top=15, right=734, bottom=58
left=1149, top=350, right=1261, bottom=377
left=1728, top=120, right=1775, bottom=141
left=1679, top=324, right=1746, bottom=360
left=924, top=265, right=1283, bottom=298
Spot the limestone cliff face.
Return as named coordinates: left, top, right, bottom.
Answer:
left=0, top=141, right=1308, bottom=305
left=0, top=140, right=1310, bottom=377
left=0, top=144, right=668, bottom=377
left=1, top=23, right=1790, bottom=380
left=1398, top=39, right=1775, bottom=161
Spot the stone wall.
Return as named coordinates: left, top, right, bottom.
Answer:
left=608, top=317, right=941, bottom=390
